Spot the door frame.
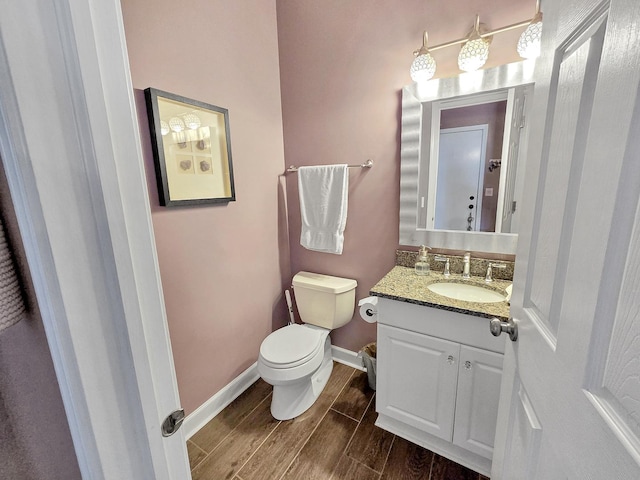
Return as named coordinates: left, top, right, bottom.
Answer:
left=0, top=0, right=190, bottom=478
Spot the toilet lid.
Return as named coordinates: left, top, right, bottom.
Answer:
left=260, top=324, right=325, bottom=368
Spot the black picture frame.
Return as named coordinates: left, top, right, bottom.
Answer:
left=144, top=88, right=236, bottom=206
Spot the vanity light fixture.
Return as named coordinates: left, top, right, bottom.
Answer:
left=517, top=1, right=543, bottom=59
left=410, top=2, right=543, bottom=81
left=410, top=31, right=437, bottom=82
left=458, top=16, right=491, bottom=73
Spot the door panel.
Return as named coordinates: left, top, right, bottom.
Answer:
left=493, top=0, right=640, bottom=477
left=501, top=382, right=542, bottom=480
left=453, top=345, right=503, bottom=459
left=585, top=109, right=640, bottom=461
left=528, top=19, right=605, bottom=336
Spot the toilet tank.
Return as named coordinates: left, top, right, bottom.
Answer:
left=292, top=272, right=357, bottom=329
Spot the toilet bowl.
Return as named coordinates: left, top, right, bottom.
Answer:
left=258, top=272, right=357, bottom=420
left=258, top=324, right=333, bottom=420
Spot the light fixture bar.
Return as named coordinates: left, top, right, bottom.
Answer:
left=426, top=19, right=531, bottom=53
left=410, top=2, right=543, bottom=81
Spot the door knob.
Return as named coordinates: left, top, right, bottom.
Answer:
left=161, top=408, right=185, bottom=437
left=489, top=317, right=518, bottom=341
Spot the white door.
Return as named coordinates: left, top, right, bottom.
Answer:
left=492, top=0, right=640, bottom=478
left=435, top=125, right=488, bottom=231
left=0, top=1, right=191, bottom=478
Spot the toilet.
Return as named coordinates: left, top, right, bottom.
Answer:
left=258, top=271, right=357, bottom=420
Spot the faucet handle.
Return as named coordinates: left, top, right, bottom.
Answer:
left=434, top=256, right=450, bottom=277
left=485, top=262, right=507, bottom=282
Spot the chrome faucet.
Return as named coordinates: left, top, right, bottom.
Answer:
left=485, top=262, right=506, bottom=282
left=462, top=252, right=471, bottom=279
left=434, top=255, right=450, bottom=277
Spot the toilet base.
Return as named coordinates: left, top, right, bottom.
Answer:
left=269, top=338, right=333, bottom=420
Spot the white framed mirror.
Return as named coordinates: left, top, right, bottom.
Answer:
left=399, top=60, right=536, bottom=254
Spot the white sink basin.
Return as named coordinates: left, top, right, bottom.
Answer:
left=427, top=282, right=506, bottom=303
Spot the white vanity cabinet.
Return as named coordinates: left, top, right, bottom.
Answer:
left=375, top=297, right=505, bottom=476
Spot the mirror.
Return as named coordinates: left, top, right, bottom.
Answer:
left=399, top=61, right=536, bottom=254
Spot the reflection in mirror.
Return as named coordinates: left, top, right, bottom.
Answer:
left=427, top=86, right=533, bottom=233
left=399, top=61, right=536, bottom=254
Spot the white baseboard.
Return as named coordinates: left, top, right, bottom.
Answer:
left=332, top=345, right=365, bottom=371
left=183, top=362, right=259, bottom=440
left=184, top=347, right=364, bottom=439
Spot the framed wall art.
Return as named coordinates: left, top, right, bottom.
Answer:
left=144, top=88, right=236, bottom=206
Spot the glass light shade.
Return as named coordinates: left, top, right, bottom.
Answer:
left=517, top=19, right=543, bottom=59
left=160, top=120, right=170, bottom=136
left=183, top=113, right=201, bottom=130
left=410, top=53, right=437, bottom=82
left=169, top=117, right=185, bottom=133
left=458, top=37, right=489, bottom=72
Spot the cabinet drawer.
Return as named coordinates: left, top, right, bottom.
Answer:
left=377, top=298, right=506, bottom=354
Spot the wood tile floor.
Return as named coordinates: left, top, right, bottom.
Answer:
left=187, top=362, right=490, bottom=480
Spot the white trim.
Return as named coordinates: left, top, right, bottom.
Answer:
left=183, top=363, right=260, bottom=440
left=332, top=345, right=365, bottom=371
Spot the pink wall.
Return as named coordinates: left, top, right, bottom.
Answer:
left=121, top=0, right=288, bottom=414
left=277, top=0, right=532, bottom=351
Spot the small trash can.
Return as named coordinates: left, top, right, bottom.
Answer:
left=358, top=342, right=377, bottom=390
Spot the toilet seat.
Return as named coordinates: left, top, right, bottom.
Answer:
left=259, top=324, right=325, bottom=369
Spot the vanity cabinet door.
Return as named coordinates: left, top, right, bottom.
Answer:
left=452, top=345, right=504, bottom=459
left=377, top=324, right=459, bottom=442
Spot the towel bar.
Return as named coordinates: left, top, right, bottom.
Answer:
left=286, top=159, right=373, bottom=173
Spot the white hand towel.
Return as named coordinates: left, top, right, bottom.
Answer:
left=298, top=164, right=349, bottom=254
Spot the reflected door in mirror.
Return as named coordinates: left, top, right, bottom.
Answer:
left=435, top=125, right=488, bottom=231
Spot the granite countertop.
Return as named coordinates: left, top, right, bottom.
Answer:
left=370, top=266, right=511, bottom=320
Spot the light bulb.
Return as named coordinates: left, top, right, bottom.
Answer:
left=169, top=117, right=185, bottom=133
left=410, top=53, right=437, bottom=82
left=458, top=16, right=490, bottom=73
left=160, top=120, right=170, bottom=136
left=183, top=113, right=201, bottom=130
left=458, top=37, right=489, bottom=72
left=517, top=14, right=543, bottom=59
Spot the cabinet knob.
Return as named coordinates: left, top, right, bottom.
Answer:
left=447, top=355, right=455, bottom=365
left=464, top=361, right=472, bottom=370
